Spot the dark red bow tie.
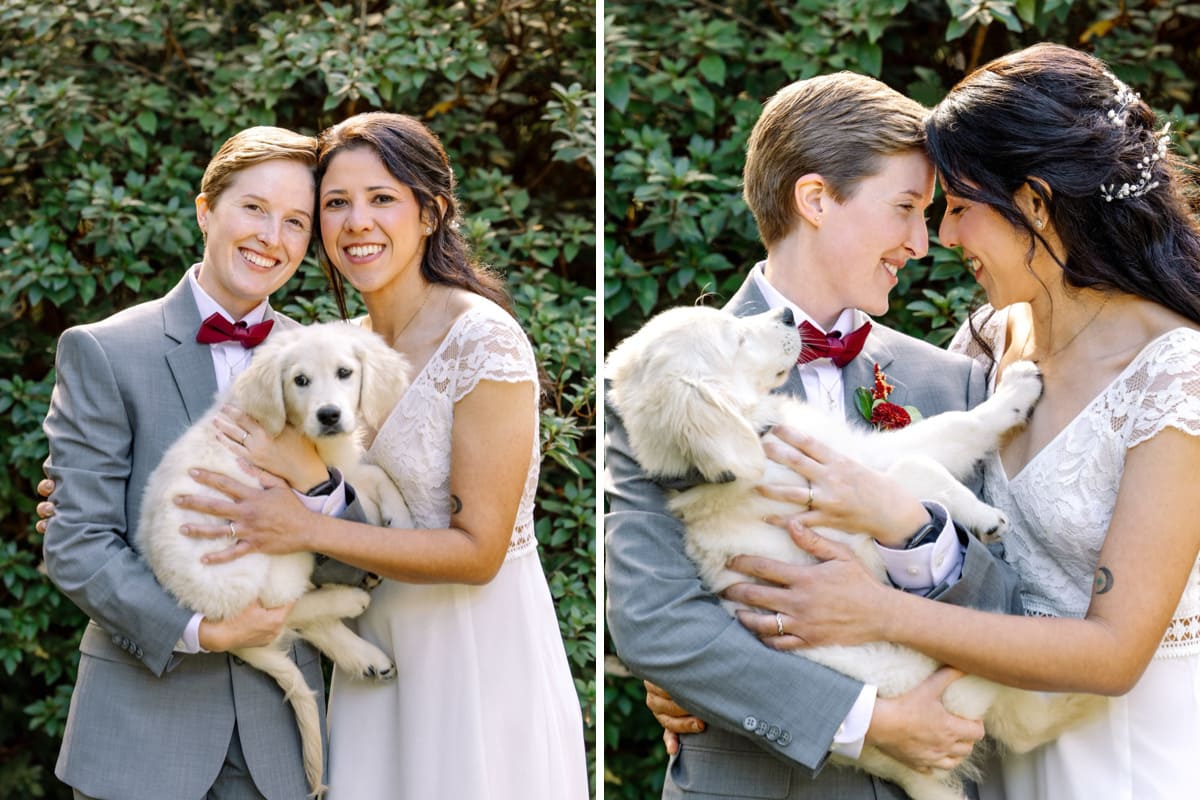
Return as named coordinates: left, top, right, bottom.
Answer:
left=196, top=313, right=274, bottom=349
left=796, top=320, right=872, bottom=367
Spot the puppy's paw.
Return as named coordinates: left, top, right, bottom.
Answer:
left=979, top=512, right=1007, bottom=545
left=365, top=660, right=398, bottom=681
left=956, top=503, right=1008, bottom=544
left=996, top=360, right=1043, bottom=422
left=335, top=640, right=397, bottom=681
left=323, top=586, right=371, bottom=618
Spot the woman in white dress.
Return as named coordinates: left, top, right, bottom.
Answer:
left=180, top=112, right=588, bottom=798
left=718, top=44, right=1200, bottom=799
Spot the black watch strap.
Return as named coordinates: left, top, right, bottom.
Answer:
left=906, top=502, right=948, bottom=549
left=304, top=470, right=337, bottom=497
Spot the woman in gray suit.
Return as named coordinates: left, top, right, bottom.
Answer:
left=606, top=71, right=1020, bottom=799
left=41, top=125, right=369, bottom=800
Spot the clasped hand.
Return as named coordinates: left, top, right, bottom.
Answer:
left=757, top=423, right=930, bottom=548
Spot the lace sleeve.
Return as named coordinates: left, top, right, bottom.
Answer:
left=1126, top=330, right=1200, bottom=449
left=449, top=309, right=538, bottom=404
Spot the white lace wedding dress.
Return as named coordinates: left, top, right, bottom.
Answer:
left=325, top=301, right=588, bottom=799
left=952, top=307, right=1200, bottom=800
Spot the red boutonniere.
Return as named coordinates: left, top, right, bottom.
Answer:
left=854, top=363, right=923, bottom=431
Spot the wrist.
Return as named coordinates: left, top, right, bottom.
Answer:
left=303, top=469, right=336, bottom=496
left=197, top=617, right=224, bottom=653
left=864, top=696, right=896, bottom=750
left=875, top=501, right=931, bottom=548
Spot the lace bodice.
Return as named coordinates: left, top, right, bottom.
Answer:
left=367, top=302, right=541, bottom=559
left=950, top=308, right=1200, bottom=657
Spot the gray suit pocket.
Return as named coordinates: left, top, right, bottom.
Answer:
left=666, top=735, right=793, bottom=799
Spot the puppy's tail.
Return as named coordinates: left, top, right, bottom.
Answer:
left=235, top=646, right=327, bottom=798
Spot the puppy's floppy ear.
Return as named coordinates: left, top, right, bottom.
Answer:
left=611, top=358, right=765, bottom=482
left=231, top=342, right=287, bottom=436
left=354, top=330, right=410, bottom=430
left=663, top=378, right=766, bottom=482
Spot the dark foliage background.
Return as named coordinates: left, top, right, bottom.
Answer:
left=0, top=1, right=596, bottom=796
left=603, top=1, right=1199, bottom=796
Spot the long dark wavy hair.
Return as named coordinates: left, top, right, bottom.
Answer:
left=314, top=112, right=515, bottom=320
left=926, top=43, right=1200, bottom=361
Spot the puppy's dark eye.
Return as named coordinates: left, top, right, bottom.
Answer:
left=337, top=367, right=353, bottom=379
left=294, top=374, right=310, bottom=387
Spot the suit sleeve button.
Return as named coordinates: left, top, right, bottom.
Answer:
left=743, top=716, right=758, bottom=731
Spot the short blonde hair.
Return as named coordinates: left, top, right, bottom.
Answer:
left=200, top=126, right=317, bottom=207
left=743, top=73, right=927, bottom=247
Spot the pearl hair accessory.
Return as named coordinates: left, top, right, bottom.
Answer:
left=1099, top=125, right=1170, bottom=203
left=1098, top=72, right=1171, bottom=203
left=1104, top=72, right=1140, bottom=127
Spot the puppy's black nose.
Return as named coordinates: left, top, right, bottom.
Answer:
left=317, top=406, right=341, bottom=427
left=779, top=307, right=795, bottom=326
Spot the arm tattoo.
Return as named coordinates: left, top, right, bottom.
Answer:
left=450, top=494, right=463, bottom=514
left=1093, top=566, right=1114, bottom=595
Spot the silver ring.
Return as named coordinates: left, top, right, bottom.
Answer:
left=240, top=430, right=249, bottom=446
left=228, top=520, right=237, bottom=539
left=775, top=612, right=785, bottom=637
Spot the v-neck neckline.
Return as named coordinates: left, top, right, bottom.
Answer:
left=996, top=324, right=1186, bottom=483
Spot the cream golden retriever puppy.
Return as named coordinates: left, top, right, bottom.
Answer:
left=606, top=305, right=1102, bottom=800
left=138, top=321, right=412, bottom=797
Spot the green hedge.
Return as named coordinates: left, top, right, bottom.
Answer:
left=603, top=1, right=1198, bottom=796
left=0, top=2, right=595, bottom=797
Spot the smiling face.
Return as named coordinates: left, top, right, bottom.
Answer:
left=318, top=146, right=430, bottom=297
left=938, top=187, right=1039, bottom=309
left=195, top=159, right=314, bottom=319
left=809, top=151, right=934, bottom=317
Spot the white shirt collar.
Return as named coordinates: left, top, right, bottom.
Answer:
left=187, top=264, right=269, bottom=326
left=750, top=260, right=856, bottom=335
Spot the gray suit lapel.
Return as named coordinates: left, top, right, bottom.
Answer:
left=161, top=277, right=219, bottom=423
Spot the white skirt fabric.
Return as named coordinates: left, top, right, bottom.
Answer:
left=979, top=656, right=1200, bottom=799
left=325, top=550, right=588, bottom=799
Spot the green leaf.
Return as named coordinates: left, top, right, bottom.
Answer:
left=854, top=387, right=874, bottom=422
left=135, top=111, right=157, bottom=134
left=128, top=133, right=147, bottom=160
left=64, top=122, right=84, bottom=151
left=697, top=54, right=725, bottom=85
left=607, top=71, right=630, bottom=112
left=686, top=84, right=715, bottom=117
left=509, top=190, right=530, bottom=217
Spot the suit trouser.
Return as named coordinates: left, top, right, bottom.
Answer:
left=71, top=722, right=267, bottom=800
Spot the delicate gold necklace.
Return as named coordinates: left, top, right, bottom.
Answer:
left=392, top=283, right=434, bottom=345
left=1022, top=296, right=1111, bottom=363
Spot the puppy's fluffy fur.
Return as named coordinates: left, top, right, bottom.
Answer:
left=138, top=321, right=413, bottom=797
left=607, top=305, right=1102, bottom=800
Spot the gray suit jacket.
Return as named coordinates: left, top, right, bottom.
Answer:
left=43, top=274, right=365, bottom=800
left=605, top=274, right=1022, bottom=799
